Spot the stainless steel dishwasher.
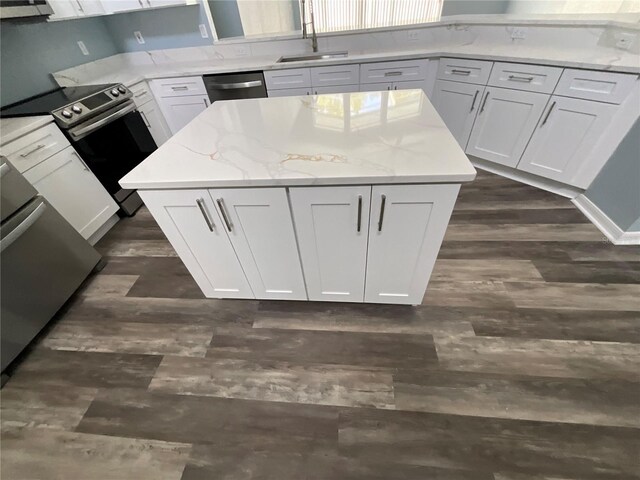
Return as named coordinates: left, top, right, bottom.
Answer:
left=203, top=72, right=267, bottom=103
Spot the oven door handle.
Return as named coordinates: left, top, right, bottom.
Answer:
left=68, top=101, right=138, bottom=141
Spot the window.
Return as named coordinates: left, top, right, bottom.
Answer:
left=304, top=0, right=443, bottom=33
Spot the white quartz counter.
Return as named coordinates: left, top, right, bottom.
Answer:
left=120, top=89, right=476, bottom=189
left=0, top=115, right=54, bottom=145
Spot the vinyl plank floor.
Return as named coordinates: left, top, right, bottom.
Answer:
left=430, top=259, right=544, bottom=282
left=450, top=208, right=588, bottom=224
left=444, top=224, right=605, bottom=242
left=532, top=260, right=640, bottom=284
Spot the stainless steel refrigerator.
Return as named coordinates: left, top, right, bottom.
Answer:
left=1, top=156, right=101, bottom=376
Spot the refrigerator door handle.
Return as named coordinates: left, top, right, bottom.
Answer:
left=0, top=200, right=46, bottom=252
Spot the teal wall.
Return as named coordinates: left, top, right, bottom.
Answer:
left=0, top=16, right=119, bottom=106
left=585, top=119, right=640, bottom=233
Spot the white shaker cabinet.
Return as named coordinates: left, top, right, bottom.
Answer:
left=365, top=184, right=459, bottom=305
left=466, top=87, right=549, bottom=168
left=22, top=146, right=118, bottom=240
left=138, top=100, right=171, bottom=146
left=209, top=188, right=307, bottom=300
left=157, top=95, right=209, bottom=135
left=517, top=96, right=618, bottom=188
left=289, top=186, right=371, bottom=302
left=431, top=80, right=484, bottom=148
left=139, top=189, right=254, bottom=299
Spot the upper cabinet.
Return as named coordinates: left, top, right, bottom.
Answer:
left=49, top=0, right=186, bottom=19
left=103, top=0, right=187, bottom=14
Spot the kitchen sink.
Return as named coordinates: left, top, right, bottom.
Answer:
left=276, top=51, right=348, bottom=63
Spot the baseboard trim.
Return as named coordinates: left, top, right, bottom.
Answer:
left=87, top=214, right=119, bottom=246
left=572, top=195, right=640, bottom=245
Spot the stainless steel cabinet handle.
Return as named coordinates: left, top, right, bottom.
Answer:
left=20, top=143, right=46, bottom=157
left=384, top=71, right=402, bottom=77
left=479, top=91, right=490, bottom=114
left=203, top=98, right=209, bottom=107
left=146, top=0, right=151, bottom=5
left=134, top=91, right=147, bottom=98
left=216, top=198, right=233, bottom=232
left=451, top=69, right=471, bottom=75
left=138, top=0, right=143, bottom=6
left=206, top=80, right=263, bottom=90
left=394, top=85, right=398, bottom=90
left=139, top=110, right=151, bottom=128
left=75, top=0, right=84, bottom=12
left=469, top=90, right=479, bottom=112
left=508, top=75, right=534, bottom=82
left=71, top=151, right=90, bottom=171
left=377, top=194, right=386, bottom=232
left=541, top=101, right=556, bottom=126
left=171, top=86, right=189, bottom=91
left=356, top=195, right=362, bottom=233
left=196, top=198, right=215, bottom=232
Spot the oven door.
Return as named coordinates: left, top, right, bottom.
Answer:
left=68, top=100, right=157, bottom=202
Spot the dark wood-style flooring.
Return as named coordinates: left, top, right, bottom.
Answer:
left=2, top=171, right=639, bottom=479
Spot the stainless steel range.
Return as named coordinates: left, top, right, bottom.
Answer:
left=1, top=84, right=157, bottom=216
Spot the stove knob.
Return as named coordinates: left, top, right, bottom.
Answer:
left=117, top=86, right=127, bottom=94
left=111, top=88, right=120, bottom=97
left=72, top=104, right=82, bottom=114
left=61, top=109, right=73, bottom=119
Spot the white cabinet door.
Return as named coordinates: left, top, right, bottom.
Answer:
left=264, top=69, right=312, bottom=90
left=139, top=189, right=254, bottom=299
left=102, top=0, right=142, bottom=13
left=22, top=146, right=118, bottom=239
left=517, top=96, right=618, bottom=188
left=466, top=87, right=549, bottom=168
left=313, top=85, right=359, bottom=94
left=48, top=0, right=79, bottom=19
left=268, top=88, right=312, bottom=97
left=139, top=100, right=171, bottom=146
left=431, top=80, right=484, bottom=148
left=290, top=186, right=371, bottom=302
left=310, top=64, right=359, bottom=87
left=157, top=95, right=209, bottom=135
left=209, top=188, right=307, bottom=300
left=365, top=184, right=459, bottom=305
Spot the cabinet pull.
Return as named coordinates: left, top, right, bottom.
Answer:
left=138, top=0, right=143, bottom=6
left=384, top=71, right=402, bottom=77
left=541, top=101, right=556, bottom=126
left=216, top=198, right=233, bottom=232
left=196, top=198, right=215, bottom=232
left=146, top=0, right=151, bottom=5
left=20, top=144, right=46, bottom=157
left=171, top=86, right=189, bottom=91
left=377, top=195, right=386, bottom=232
left=508, top=75, right=534, bottom=82
left=71, top=151, right=90, bottom=171
left=469, top=89, right=479, bottom=112
left=451, top=69, right=471, bottom=76
left=203, top=98, right=209, bottom=107
left=356, top=195, right=362, bottom=233
left=394, top=85, right=398, bottom=90
left=140, top=111, right=151, bottom=128
left=479, top=91, right=490, bottom=114
left=134, top=91, right=147, bottom=98
left=75, top=0, right=84, bottom=11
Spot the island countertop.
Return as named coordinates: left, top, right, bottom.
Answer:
left=119, top=89, right=476, bottom=190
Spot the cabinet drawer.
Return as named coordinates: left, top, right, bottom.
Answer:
left=310, top=64, right=359, bottom=87
left=130, top=81, right=153, bottom=106
left=264, top=68, right=311, bottom=90
left=151, top=76, right=207, bottom=98
left=437, top=58, right=493, bottom=85
left=488, top=62, right=562, bottom=94
left=0, top=122, right=69, bottom=174
left=360, top=59, right=429, bottom=84
left=554, top=69, right=638, bottom=104
left=268, top=88, right=311, bottom=97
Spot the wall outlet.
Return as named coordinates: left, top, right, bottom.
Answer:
left=511, top=27, right=527, bottom=40
left=234, top=45, right=250, bottom=57
left=134, top=31, right=145, bottom=45
left=199, top=24, right=209, bottom=39
left=407, top=30, right=420, bottom=42
left=77, top=40, right=89, bottom=56
left=615, top=32, right=636, bottom=50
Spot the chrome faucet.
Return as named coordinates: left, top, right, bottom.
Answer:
left=301, top=0, right=318, bottom=53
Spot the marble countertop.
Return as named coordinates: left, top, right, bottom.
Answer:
left=0, top=116, right=55, bottom=145
left=119, top=89, right=476, bottom=189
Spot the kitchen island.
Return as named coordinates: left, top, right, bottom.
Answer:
left=120, top=89, right=476, bottom=305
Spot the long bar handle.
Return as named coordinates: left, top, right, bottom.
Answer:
left=469, top=90, right=479, bottom=112
left=451, top=69, right=471, bottom=75
left=356, top=195, right=362, bottom=233
left=541, top=101, right=556, bottom=126
left=171, top=86, right=189, bottom=91
left=20, top=143, right=46, bottom=157
left=384, top=71, right=402, bottom=77
left=217, top=198, right=233, bottom=232
left=196, top=198, right=215, bottom=232
left=75, top=0, right=84, bottom=12
left=377, top=194, right=386, bottom=232
left=508, top=75, right=534, bottom=82
left=479, top=91, right=490, bottom=114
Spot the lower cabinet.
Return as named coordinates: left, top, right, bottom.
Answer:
left=431, top=79, right=485, bottom=148
left=516, top=96, right=618, bottom=188
left=22, top=146, right=118, bottom=240
left=465, top=87, right=549, bottom=168
left=138, top=100, right=171, bottom=146
left=157, top=95, right=209, bottom=135
left=139, top=188, right=306, bottom=300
